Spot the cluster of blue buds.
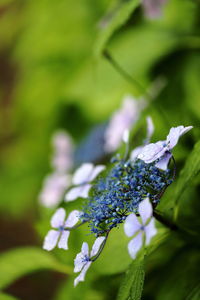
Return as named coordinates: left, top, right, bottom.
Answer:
left=81, top=157, right=173, bottom=236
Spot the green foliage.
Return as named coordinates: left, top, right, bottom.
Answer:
left=0, top=247, right=72, bottom=290
left=95, top=0, right=140, bottom=56
left=117, top=258, right=145, bottom=300
left=0, top=293, right=19, bottom=300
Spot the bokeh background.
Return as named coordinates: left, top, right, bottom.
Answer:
left=0, top=0, right=200, bottom=299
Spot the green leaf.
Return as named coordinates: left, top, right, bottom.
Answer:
left=186, top=283, right=200, bottom=300
left=0, top=247, right=72, bottom=290
left=95, top=0, right=140, bottom=56
left=117, top=258, right=145, bottom=300
left=174, top=140, right=200, bottom=204
left=0, top=293, right=19, bottom=300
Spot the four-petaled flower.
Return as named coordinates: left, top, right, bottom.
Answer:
left=65, top=163, right=105, bottom=202
left=43, top=208, right=81, bottom=251
left=124, top=198, right=157, bottom=259
left=74, top=237, right=106, bottom=286
left=138, top=125, right=193, bottom=170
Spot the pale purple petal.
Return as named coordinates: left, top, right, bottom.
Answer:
left=74, top=242, right=89, bottom=273
left=74, top=261, right=92, bottom=287
left=90, top=237, right=106, bottom=257
left=155, top=152, right=172, bottom=170
left=130, top=146, right=144, bottom=161
left=127, top=232, right=143, bottom=259
left=89, top=165, right=105, bottom=182
left=58, top=230, right=70, bottom=250
left=52, top=155, right=73, bottom=173
left=144, top=218, right=157, bottom=245
left=65, top=186, right=83, bottom=202
left=167, top=126, right=193, bottom=149
left=65, top=184, right=92, bottom=201
left=146, top=116, right=154, bottom=142
left=81, top=242, right=89, bottom=256
left=139, top=198, right=153, bottom=225
left=104, top=95, right=146, bottom=152
left=51, top=208, right=66, bottom=228
left=43, top=230, right=60, bottom=251
left=65, top=210, right=80, bottom=227
left=52, top=131, right=73, bottom=153
left=138, top=141, right=166, bottom=163
left=74, top=253, right=85, bottom=273
left=72, top=163, right=94, bottom=185
left=124, top=213, right=141, bottom=237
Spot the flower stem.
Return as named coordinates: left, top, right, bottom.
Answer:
left=153, top=210, right=178, bottom=230
left=90, top=231, right=110, bottom=262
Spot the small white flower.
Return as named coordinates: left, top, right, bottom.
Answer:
left=43, top=208, right=80, bottom=251
left=74, top=237, right=106, bottom=287
left=104, top=95, right=146, bottom=153
left=124, top=198, right=157, bottom=259
left=39, top=173, right=71, bottom=207
left=65, top=163, right=105, bottom=202
left=138, top=125, right=193, bottom=170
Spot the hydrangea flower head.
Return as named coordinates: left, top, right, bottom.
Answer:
left=124, top=197, right=157, bottom=259
left=74, top=237, right=105, bottom=286
left=65, top=163, right=105, bottom=202
left=43, top=208, right=80, bottom=251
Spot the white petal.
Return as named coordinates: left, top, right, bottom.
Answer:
left=72, top=163, right=94, bottom=185
left=74, top=253, right=85, bottom=273
left=89, top=165, right=105, bottom=182
left=58, top=230, right=70, bottom=250
left=146, top=116, right=154, bottom=142
left=155, top=152, right=172, bottom=170
left=139, top=198, right=153, bottom=225
left=80, top=183, right=92, bottom=198
left=90, top=236, right=106, bottom=257
left=124, top=213, right=141, bottom=237
left=167, top=126, right=193, bottom=149
left=65, top=183, right=91, bottom=201
left=51, top=208, right=66, bottom=228
left=145, top=218, right=157, bottom=245
left=43, top=230, right=60, bottom=251
left=81, top=242, right=89, bottom=256
left=138, top=141, right=166, bottom=163
left=65, top=210, right=80, bottom=227
left=130, top=146, right=144, bottom=161
left=127, top=232, right=143, bottom=259
left=74, top=242, right=89, bottom=273
left=122, top=129, right=130, bottom=143
left=74, top=262, right=92, bottom=287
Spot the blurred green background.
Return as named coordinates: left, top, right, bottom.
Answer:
left=0, top=0, right=200, bottom=299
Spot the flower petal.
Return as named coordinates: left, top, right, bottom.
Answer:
left=74, top=262, right=92, bottom=287
left=122, top=129, right=130, bottom=143
left=167, top=126, right=193, bottom=149
left=65, top=210, right=80, bottom=228
left=65, top=184, right=91, bottom=201
left=138, top=141, right=166, bottom=163
left=124, top=213, right=141, bottom=237
left=51, top=208, right=66, bottom=228
left=155, top=152, right=172, bottom=170
left=90, top=237, right=106, bottom=257
left=144, top=218, right=157, bottom=245
left=130, top=146, right=144, bottom=161
left=127, top=232, right=143, bottom=259
left=89, top=165, right=105, bottom=182
left=43, top=230, right=60, bottom=251
left=74, top=242, right=89, bottom=273
left=139, top=198, right=153, bottom=225
left=72, top=163, right=94, bottom=185
left=58, top=230, right=70, bottom=250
